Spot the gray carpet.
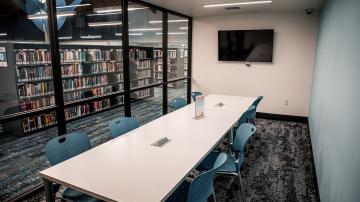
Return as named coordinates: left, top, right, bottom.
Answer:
left=18, top=118, right=318, bottom=202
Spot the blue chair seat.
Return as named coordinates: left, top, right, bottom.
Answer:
left=63, top=188, right=101, bottom=202
left=166, top=181, right=190, bottom=202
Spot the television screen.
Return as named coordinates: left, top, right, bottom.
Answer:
left=218, top=29, right=274, bottom=62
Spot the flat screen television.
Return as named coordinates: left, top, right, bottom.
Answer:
left=218, top=29, right=274, bottom=62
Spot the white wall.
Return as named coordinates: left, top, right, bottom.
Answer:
left=309, top=0, right=360, bottom=201
left=192, top=12, right=319, bottom=116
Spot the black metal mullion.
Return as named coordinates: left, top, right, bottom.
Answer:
left=187, top=17, right=193, bottom=104
left=162, top=12, right=168, bottom=115
left=47, top=0, right=67, bottom=135
left=122, top=0, right=131, bottom=117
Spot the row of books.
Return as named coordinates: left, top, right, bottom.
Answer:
left=154, top=49, right=163, bottom=58
left=130, top=60, right=151, bottom=70
left=168, top=50, right=177, bottom=58
left=129, top=49, right=147, bottom=60
left=62, top=75, right=110, bottom=91
left=18, top=81, right=54, bottom=99
left=60, top=49, right=123, bottom=62
left=16, top=65, right=53, bottom=82
left=20, top=97, right=55, bottom=112
left=21, top=112, right=56, bottom=133
left=15, top=48, right=123, bottom=64
left=15, top=49, right=51, bottom=64
left=130, top=78, right=150, bottom=88
left=131, top=88, right=151, bottom=99
left=132, top=69, right=151, bottom=80
left=65, top=96, right=124, bottom=120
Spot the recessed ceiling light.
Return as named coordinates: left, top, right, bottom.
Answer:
left=87, top=12, right=121, bottom=16
left=115, top=32, right=143, bottom=36
left=80, top=35, right=102, bottom=39
left=156, top=32, right=187, bottom=35
left=94, top=6, right=148, bottom=14
left=0, top=33, right=7, bottom=36
left=203, top=0, right=272, bottom=8
left=129, top=28, right=162, bottom=32
left=28, top=11, right=75, bottom=19
left=179, top=27, right=188, bottom=30
left=149, top=19, right=188, bottom=24
left=58, top=36, right=72, bottom=40
left=56, top=4, right=91, bottom=9
left=88, top=21, right=122, bottom=27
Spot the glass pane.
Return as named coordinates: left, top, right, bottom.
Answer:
left=56, top=0, right=126, bottom=145
left=0, top=3, right=57, bottom=135
left=128, top=1, right=163, bottom=89
left=131, top=86, right=163, bottom=125
left=56, top=0, right=124, bottom=123
left=168, top=80, right=187, bottom=112
left=168, top=14, right=189, bottom=79
left=0, top=0, right=57, bottom=200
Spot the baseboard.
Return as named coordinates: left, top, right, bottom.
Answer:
left=256, top=112, right=308, bottom=123
left=306, top=122, right=321, bottom=202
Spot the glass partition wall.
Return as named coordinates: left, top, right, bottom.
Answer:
left=0, top=0, right=191, bottom=200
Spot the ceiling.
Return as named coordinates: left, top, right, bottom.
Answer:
left=142, top=0, right=326, bottom=17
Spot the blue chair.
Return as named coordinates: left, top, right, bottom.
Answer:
left=198, top=123, right=257, bottom=202
left=45, top=132, right=99, bottom=202
left=109, top=117, right=139, bottom=138
left=171, top=98, right=187, bottom=110
left=238, top=106, right=256, bottom=126
left=166, top=152, right=228, bottom=202
left=191, top=91, right=203, bottom=102
left=249, top=96, right=263, bottom=123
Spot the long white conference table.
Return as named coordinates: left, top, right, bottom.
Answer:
left=40, top=94, right=256, bottom=202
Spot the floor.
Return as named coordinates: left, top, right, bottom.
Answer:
left=19, top=118, right=318, bottom=202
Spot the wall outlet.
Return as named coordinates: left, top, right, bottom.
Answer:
left=285, top=100, right=289, bottom=105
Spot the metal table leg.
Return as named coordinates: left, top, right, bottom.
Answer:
left=43, top=178, right=55, bottom=202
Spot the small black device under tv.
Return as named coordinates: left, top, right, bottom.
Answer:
left=218, top=29, right=274, bottom=62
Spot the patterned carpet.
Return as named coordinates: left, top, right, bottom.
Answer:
left=18, top=118, right=318, bottom=202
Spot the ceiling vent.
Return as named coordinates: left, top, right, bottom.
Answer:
left=225, top=6, right=241, bottom=10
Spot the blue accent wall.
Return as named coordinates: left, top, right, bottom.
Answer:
left=309, top=0, right=360, bottom=201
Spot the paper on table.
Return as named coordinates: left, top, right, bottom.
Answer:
left=195, top=95, right=205, bottom=119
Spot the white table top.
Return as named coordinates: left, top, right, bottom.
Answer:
left=40, top=94, right=255, bottom=202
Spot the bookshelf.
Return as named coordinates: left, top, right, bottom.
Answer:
left=129, top=46, right=155, bottom=99
left=153, top=48, right=185, bottom=88
left=3, top=44, right=176, bottom=135
left=12, top=44, right=125, bottom=134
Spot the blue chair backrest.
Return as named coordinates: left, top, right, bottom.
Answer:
left=232, top=123, right=256, bottom=153
left=238, top=106, right=256, bottom=125
left=191, top=91, right=203, bottom=102
left=109, top=117, right=139, bottom=138
left=187, top=153, right=227, bottom=202
left=45, top=132, right=91, bottom=166
left=251, top=96, right=263, bottom=108
left=171, top=98, right=187, bottom=110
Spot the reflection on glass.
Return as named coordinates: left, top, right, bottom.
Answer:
left=131, top=86, right=163, bottom=125
left=128, top=1, right=163, bottom=90
left=0, top=0, right=57, bottom=135
left=168, top=14, right=189, bottom=79
left=168, top=80, right=187, bottom=112
left=57, top=0, right=125, bottom=121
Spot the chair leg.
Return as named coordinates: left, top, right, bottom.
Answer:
left=238, top=171, right=246, bottom=202
left=212, top=189, right=217, bottom=202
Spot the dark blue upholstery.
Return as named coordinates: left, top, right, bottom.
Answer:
left=191, top=91, right=203, bottom=102
left=45, top=133, right=100, bottom=202
left=109, top=117, right=139, bottom=138
left=167, top=153, right=228, bottom=202
left=171, top=98, right=187, bottom=110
